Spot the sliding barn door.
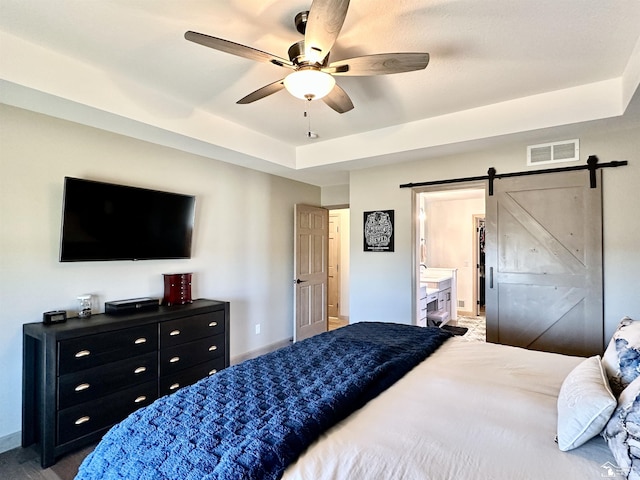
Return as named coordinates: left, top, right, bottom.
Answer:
left=485, top=170, right=603, bottom=356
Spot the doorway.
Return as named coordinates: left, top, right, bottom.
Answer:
left=415, top=184, right=486, bottom=339
left=328, top=208, right=350, bottom=330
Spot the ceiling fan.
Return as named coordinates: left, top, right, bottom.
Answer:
left=185, top=0, right=429, bottom=113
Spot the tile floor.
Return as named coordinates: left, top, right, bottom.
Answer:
left=454, top=315, right=486, bottom=342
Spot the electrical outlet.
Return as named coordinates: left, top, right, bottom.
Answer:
left=255, top=324, right=261, bottom=335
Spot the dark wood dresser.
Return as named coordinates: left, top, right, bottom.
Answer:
left=22, top=299, right=230, bottom=468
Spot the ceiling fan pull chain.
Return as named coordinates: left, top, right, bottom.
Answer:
left=304, top=106, right=319, bottom=139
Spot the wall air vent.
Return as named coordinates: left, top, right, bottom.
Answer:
left=527, top=139, right=579, bottom=166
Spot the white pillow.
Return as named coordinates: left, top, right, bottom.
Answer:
left=602, top=317, right=640, bottom=396
left=602, top=376, right=640, bottom=479
left=557, top=355, right=616, bottom=451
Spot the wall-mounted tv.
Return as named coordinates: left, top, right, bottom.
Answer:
left=59, top=177, right=196, bottom=262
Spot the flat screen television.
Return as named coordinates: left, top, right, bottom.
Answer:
left=59, top=177, right=196, bottom=262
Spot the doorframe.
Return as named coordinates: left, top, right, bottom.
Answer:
left=328, top=211, right=342, bottom=320
left=471, top=214, right=485, bottom=316
left=411, top=181, right=487, bottom=326
left=326, top=205, right=350, bottom=327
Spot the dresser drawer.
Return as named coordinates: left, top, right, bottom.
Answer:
left=160, top=334, right=224, bottom=376
left=159, top=357, right=225, bottom=396
left=59, top=324, right=157, bottom=374
left=419, top=297, right=427, bottom=311
left=58, top=352, right=157, bottom=409
left=57, top=380, right=157, bottom=445
left=419, top=285, right=427, bottom=299
left=160, top=311, right=224, bottom=347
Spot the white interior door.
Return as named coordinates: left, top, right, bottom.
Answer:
left=294, top=204, right=328, bottom=342
left=485, top=170, right=603, bottom=356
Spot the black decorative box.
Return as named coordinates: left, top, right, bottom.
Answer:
left=105, top=297, right=160, bottom=315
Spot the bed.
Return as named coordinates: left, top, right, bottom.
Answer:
left=75, top=320, right=639, bottom=480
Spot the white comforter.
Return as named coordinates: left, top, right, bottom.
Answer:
left=283, top=337, right=615, bottom=480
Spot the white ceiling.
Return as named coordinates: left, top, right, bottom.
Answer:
left=2, top=0, right=640, bottom=186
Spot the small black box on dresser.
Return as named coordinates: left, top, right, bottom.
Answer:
left=22, top=299, right=230, bottom=468
left=104, top=297, right=160, bottom=315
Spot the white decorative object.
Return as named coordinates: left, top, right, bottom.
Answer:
left=557, top=355, right=616, bottom=451
left=77, top=294, right=92, bottom=319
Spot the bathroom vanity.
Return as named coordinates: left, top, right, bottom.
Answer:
left=418, top=268, right=457, bottom=327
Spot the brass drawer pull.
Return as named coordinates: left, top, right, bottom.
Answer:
left=169, top=356, right=180, bottom=363
left=134, top=366, right=147, bottom=374
left=134, top=337, right=147, bottom=344
left=209, top=321, right=218, bottom=327
left=75, top=416, right=90, bottom=425
left=208, top=369, right=218, bottom=375
left=169, top=330, right=181, bottom=336
left=169, top=383, right=180, bottom=390
left=74, top=350, right=91, bottom=358
left=134, top=395, right=147, bottom=403
left=208, top=345, right=217, bottom=351
left=74, top=383, right=90, bottom=392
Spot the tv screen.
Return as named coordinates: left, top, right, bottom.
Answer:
left=59, top=177, right=195, bottom=262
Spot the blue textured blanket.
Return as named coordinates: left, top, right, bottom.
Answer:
left=76, top=322, right=451, bottom=480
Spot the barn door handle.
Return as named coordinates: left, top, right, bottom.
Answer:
left=295, top=279, right=307, bottom=284
left=489, top=267, right=494, bottom=289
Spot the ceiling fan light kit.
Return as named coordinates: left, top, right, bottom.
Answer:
left=284, top=69, right=336, bottom=100
left=185, top=0, right=429, bottom=113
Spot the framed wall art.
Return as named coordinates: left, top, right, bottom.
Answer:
left=363, top=210, right=394, bottom=252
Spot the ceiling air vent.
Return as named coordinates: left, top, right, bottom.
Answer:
left=527, top=139, right=579, bottom=166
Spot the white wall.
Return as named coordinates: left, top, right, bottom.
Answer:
left=321, top=184, right=349, bottom=206
left=0, top=104, right=320, bottom=445
left=350, top=177, right=415, bottom=323
left=426, top=197, right=485, bottom=312
left=350, top=125, right=640, bottom=338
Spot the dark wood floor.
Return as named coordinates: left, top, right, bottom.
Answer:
left=0, top=443, right=90, bottom=480
left=0, top=445, right=57, bottom=480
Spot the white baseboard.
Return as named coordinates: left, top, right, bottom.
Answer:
left=0, top=431, right=21, bottom=454
left=230, top=338, right=293, bottom=365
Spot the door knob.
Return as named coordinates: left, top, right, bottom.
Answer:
left=295, top=279, right=307, bottom=284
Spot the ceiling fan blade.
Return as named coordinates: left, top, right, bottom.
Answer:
left=322, top=84, right=354, bottom=113
left=185, top=31, right=294, bottom=69
left=304, top=0, right=350, bottom=64
left=325, top=53, right=429, bottom=76
left=237, top=79, right=286, bottom=104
